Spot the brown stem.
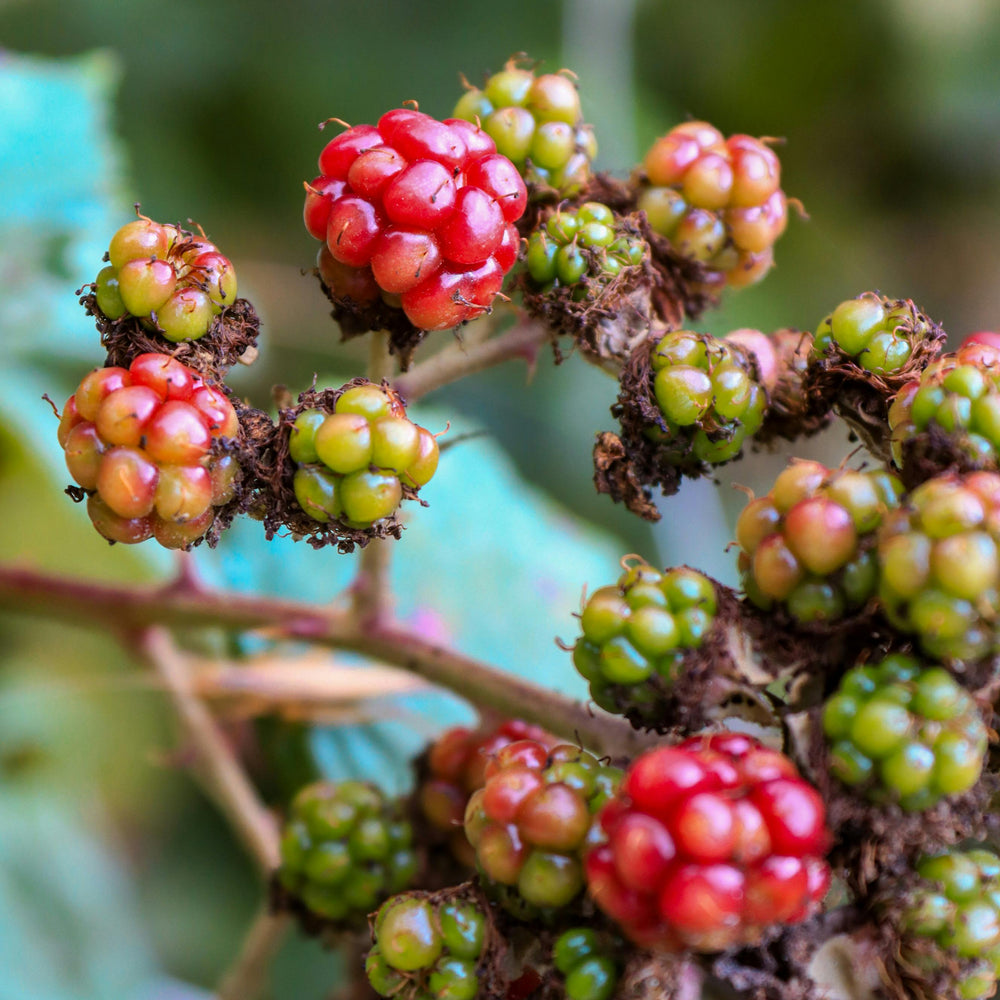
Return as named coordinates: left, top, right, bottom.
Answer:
left=393, top=317, right=550, bottom=402
left=215, top=909, right=292, bottom=1000
left=351, top=537, right=394, bottom=627
left=0, top=564, right=649, bottom=756
left=134, top=627, right=280, bottom=874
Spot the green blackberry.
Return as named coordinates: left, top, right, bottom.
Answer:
left=898, top=850, right=1000, bottom=999
left=572, top=558, right=717, bottom=718
left=553, top=928, right=620, bottom=1000
left=822, top=654, right=987, bottom=811
left=278, top=780, right=418, bottom=925
left=877, top=471, right=1000, bottom=661
left=737, top=460, right=902, bottom=623
left=454, top=58, right=597, bottom=196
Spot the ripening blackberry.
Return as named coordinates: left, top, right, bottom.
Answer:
left=278, top=780, right=418, bottom=925
left=572, top=558, right=717, bottom=721
left=454, top=58, right=597, bottom=197
left=637, top=123, right=787, bottom=289
left=288, top=383, right=438, bottom=528
left=94, top=218, right=238, bottom=342
left=58, top=353, right=241, bottom=548
left=736, top=460, right=903, bottom=623
left=822, top=654, right=987, bottom=811
left=877, top=471, right=1000, bottom=661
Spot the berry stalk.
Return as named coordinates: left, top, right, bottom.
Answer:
left=216, top=909, right=292, bottom=1000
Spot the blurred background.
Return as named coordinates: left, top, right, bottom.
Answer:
left=2, top=0, right=1000, bottom=996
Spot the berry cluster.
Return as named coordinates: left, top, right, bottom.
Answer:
left=453, top=59, right=597, bottom=197
left=94, top=218, right=237, bottom=343
left=572, top=559, right=717, bottom=714
left=552, top=928, right=619, bottom=1000
left=585, top=734, right=831, bottom=953
left=58, top=352, right=240, bottom=548
left=877, top=471, right=1000, bottom=661
left=418, top=719, right=555, bottom=866
left=647, top=330, right=769, bottom=466
left=637, top=123, right=786, bottom=289
left=366, top=892, right=487, bottom=1000
left=890, top=339, right=1000, bottom=469
left=812, top=294, right=935, bottom=375
left=822, top=654, right=987, bottom=811
left=304, top=108, right=526, bottom=331
left=525, top=202, right=646, bottom=295
left=278, top=780, right=418, bottom=924
left=900, top=850, right=1000, bottom=1000
left=463, top=739, right=621, bottom=910
left=289, top=383, right=438, bottom=528
left=737, top=460, right=902, bottom=623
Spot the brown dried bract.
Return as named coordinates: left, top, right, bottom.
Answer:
left=592, top=430, right=666, bottom=521
left=755, top=329, right=833, bottom=447
left=81, top=291, right=261, bottom=382
left=895, top=422, right=998, bottom=491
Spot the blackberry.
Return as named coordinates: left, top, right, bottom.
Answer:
left=454, top=59, right=597, bottom=197
left=278, top=780, right=418, bottom=926
left=737, top=460, right=902, bottom=623
left=822, top=653, right=987, bottom=811
left=553, top=928, right=620, bottom=1000
left=877, top=471, right=1000, bottom=661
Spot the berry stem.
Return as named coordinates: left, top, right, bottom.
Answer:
left=0, top=564, right=649, bottom=756
left=132, top=625, right=281, bottom=874
left=369, top=327, right=397, bottom=383
left=215, top=909, right=292, bottom=1000
left=392, top=315, right=550, bottom=401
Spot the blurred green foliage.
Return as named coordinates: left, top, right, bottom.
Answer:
left=4, top=0, right=1000, bottom=995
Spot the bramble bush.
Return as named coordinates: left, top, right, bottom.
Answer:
left=6, top=52, right=1000, bottom=1000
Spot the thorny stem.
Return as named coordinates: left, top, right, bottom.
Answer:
left=215, top=909, right=292, bottom=1000
left=133, top=626, right=281, bottom=874
left=392, top=316, right=550, bottom=402
left=0, top=564, right=651, bottom=757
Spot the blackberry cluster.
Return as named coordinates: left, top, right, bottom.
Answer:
left=525, top=202, right=647, bottom=295
left=737, top=460, right=902, bottom=623
left=900, top=850, right=1000, bottom=1000
left=418, top=719, right=555, bottom=866
left=572, top=559, right=717, bottom=715
left=94, top=218, right=237, bottom=342
left=289, top=383, right=438, bottom=528
left=58, top=352, right=240, bottom=548
left=812, top=293, right=935, bottom=375
left=453, top=59, right=597, bottom=196
left=304, top=108, right=526, bottom=331
left=553, top=928, right=620, bottom=1000
left=637, top=123, right=786, bottom=289
left=366, top=892, right=487, bottom=1000
left=647, top=330, right=768, bottom=466
left=877, top=471, right=1000, bottom=661
left=463, top=739, right=621, bottom=911
left=822, top=654, right=987, bottom=811
left=890, top=339, right=1000, bottom=469
left=278, top=781, right=418, bottom=924
left=585, top=733, right=831, bottom=953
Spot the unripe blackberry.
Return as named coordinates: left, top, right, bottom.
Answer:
left=525, top=202, right=647, bottom=298
left=586, top=733, right=831, bottom=953
left=638, top=125, right=787, bottom=289
left=890, top=341, right=1000, bottom=472
left=822, top=653, right=987, bottom=811
left=463, top=739, right=622, bottom=912
left=289, top=382, right=438, bottom=529
left=877, top=471, right=1000, bottom=661
left=897, top=850, right=1000, bottom=999
left=553, top=927, right=620, bottom=1000
left=278, top=780, right=418, bottom=926
left=454, top=59, right=597, bottom=197
left=417, top=719, right=557, bottom=866
left=305, top=108, right=526, bottom=334
left=59, top=353, right=241, bottom=548
left=647, top=330, right=768, bottom=466
left=366, top=889, right=489, bottom=1000
left=572, top=558, right=717, bottom=721
left=95, top=218, right=237, bottom=342
left=812, top=293, right=938, bottom=376
left=737, top=460, right=902, bottom=623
